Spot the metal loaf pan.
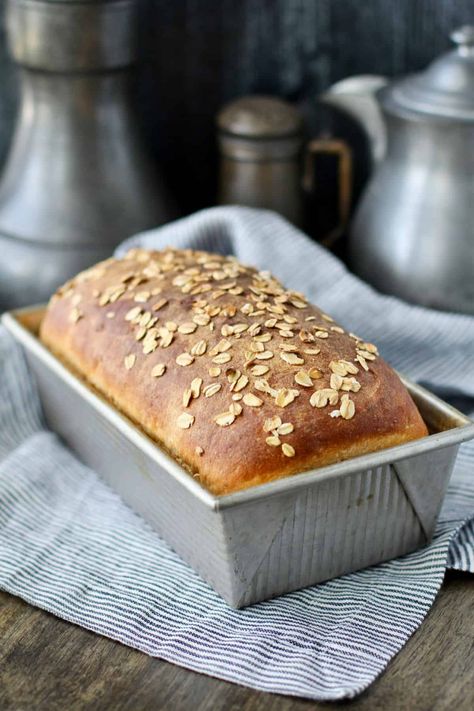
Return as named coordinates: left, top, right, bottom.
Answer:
left=4, top=307, right=474, bottom=608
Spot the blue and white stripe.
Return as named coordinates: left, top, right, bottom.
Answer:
left=1, top=207, right=473, bottom=701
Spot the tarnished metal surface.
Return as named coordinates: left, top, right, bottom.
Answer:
left=323, top=27, right=474, bottom=313
left=3, top=308, right=474, bottom=608
left=217, top=96, right=304, bottom=227
left=0, top=0, right=174, bottom=311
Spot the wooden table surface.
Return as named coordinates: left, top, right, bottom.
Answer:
left=0, top=571, right=472, bottom=711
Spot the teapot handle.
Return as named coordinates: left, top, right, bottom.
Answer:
left=320, top=75, right=389, bottom=166
left=302, top=138, right=352, bottom=248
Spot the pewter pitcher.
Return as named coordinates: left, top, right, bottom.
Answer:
left=323, top=27, right=474, bottom=314
left=0, top=0, right=174, bottom=310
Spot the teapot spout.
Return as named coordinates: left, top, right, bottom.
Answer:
left=320, top=75, right=388, bottom=165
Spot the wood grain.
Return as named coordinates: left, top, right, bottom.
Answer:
left=0, top=572, right=473, bottom=711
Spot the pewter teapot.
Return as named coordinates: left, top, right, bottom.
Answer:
left=323, top=26, right=474, bottom=314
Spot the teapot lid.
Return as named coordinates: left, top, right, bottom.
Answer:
left=380, top=25, right=474, bottom=121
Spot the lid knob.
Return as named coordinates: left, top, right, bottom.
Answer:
left=450, top=25, right=474, bottom=57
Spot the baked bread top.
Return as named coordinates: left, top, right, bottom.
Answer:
left=40, top=247, right=428, bottom=495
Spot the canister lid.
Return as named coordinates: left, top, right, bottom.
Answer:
left=217, top=96, right=303, bottom=138
left=380, top=25, right=474, bottom=121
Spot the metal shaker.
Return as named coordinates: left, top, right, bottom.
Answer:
left=0, top=0, right=175, bottom=310
left=217, top=95, right=352, bottom=245
left=217, top=96, right=305, bottom=227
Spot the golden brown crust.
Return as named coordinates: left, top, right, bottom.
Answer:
left=40, top=248, right=428, bottom=495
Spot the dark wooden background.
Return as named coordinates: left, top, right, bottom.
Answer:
left=0, top=0, right=473, bottom=217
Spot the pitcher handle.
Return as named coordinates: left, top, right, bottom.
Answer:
left=302, top=138, right=353, bottom=248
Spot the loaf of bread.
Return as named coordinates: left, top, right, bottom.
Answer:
left=40, top=248, right=428, bottom=495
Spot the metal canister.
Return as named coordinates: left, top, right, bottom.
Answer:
left=0, top=0, right=175, bottom=310
left=217, top=96, right=304, bottom=226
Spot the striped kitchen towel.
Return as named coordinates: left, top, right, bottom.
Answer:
left=1, top=207, right=473, bottom=701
